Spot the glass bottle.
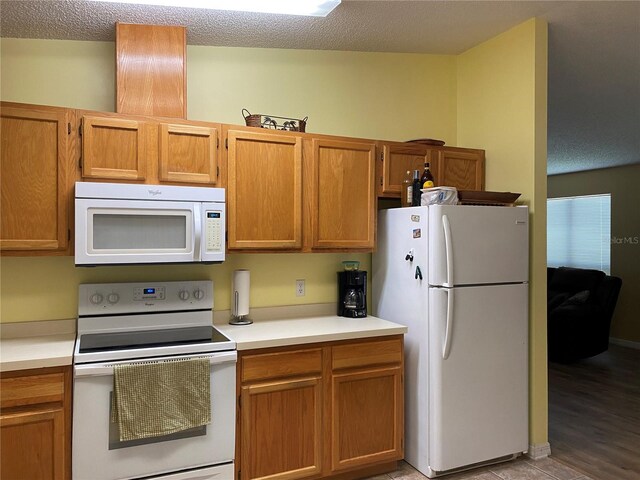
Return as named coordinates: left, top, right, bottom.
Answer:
left=420, top=162, right=435, bottom=189
left=412, top=170, right=422, bottom=206
left=401, top=170, right=413, bottom=208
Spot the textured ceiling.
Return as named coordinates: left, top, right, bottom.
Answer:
left=1, top=0, right=639, bottom=175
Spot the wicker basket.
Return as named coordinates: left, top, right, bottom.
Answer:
left=242, top=109, right=307, bottom=132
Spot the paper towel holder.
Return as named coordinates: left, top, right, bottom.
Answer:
left=229, top=290, right=253, bottom=325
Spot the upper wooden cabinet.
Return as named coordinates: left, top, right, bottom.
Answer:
left=159, top=123, right=219, bottom=185
left=1, top=102, right=74, bottom=254
left=227, top=130, right=376, bottom=252
left=0, top=366, right=72, bottom=480
left=226, top=128, right=303, bottom=250
left=79, top=111, right=221, bottom=186
left=307, top=138, right=376, bottom=250
left=81, top=115, right=148, bottom=181
left=378, top=142, right=485, bottom=198
left=436, top=146, right=485, bottom=191
left=377, top=141, right=439, bottom=197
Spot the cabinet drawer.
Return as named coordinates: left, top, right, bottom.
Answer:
left=241, top=348, right=322, bottom=383
left=332, top=338, right=402, bottom=371
left=0, top=372, right=65, bottom=409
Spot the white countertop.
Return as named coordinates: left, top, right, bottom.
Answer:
left=0, top=333, right=76, bottom=372
left=216, top=315, right=407, bottom=351
left=0, top=307, right=407, bottom=370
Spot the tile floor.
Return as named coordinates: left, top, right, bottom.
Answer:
left=367, top=457, right=593, bottom=480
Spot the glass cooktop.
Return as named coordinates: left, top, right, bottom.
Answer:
left=78, top=326, right=230, bottom=353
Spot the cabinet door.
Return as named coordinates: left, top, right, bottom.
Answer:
left=241, top=377, right=323, bottom=480
left=81, top=115, right=147, bottom=181
left=379, top=142, right=438, bottom=197
left=227, top=130, right=303, bottom=250
left=0, top=105, right=71, bottom=252
left=0, top=407, right=66, bottom=480
left=158, top=123, right=219, bottom=185
left=331, top=366, right=403, bottom=472
left=436, top=147, right=485, bottom=191
left=309, top=138, right=376, bottom=250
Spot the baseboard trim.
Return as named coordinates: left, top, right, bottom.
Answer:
left=527, top=442, right=551, bottom=460
left=610, top=337, right=640, bottom=350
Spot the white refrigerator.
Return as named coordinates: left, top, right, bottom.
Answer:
left=372, top=205, right=529, bottom=477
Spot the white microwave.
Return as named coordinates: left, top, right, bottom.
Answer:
left=75, top=182, right=225, bottom=266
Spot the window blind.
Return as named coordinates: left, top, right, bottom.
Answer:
left=547, top=194, right=611, bottom=274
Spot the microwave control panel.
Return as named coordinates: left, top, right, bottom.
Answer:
left=205, top=210, right=223, bottom=252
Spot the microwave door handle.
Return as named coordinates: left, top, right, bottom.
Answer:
left=193, top=204, right=202, bottom=261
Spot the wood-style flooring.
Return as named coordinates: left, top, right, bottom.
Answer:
left=369, top=457, right=590, bottom=480
left=548, top=343, right=640, bottom=480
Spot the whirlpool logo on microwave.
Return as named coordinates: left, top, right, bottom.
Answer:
left=148, top=189, right=162, bottom=196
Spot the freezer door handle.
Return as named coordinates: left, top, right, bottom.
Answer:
left=443, top=288, right=454, bottom=359
left=442, top=214, right=454, bottom=287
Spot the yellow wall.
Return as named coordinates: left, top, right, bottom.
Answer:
left=187, top=46, right=458, bottom=142
left=1, top=254, right=370, bottom=322
left=548, top=164, right=640, bottom=343
left=456, top=18, right=549, bottom=447
left=0, top=38, right=457, bottom=322
left=1, top=26, right=549, bottom=448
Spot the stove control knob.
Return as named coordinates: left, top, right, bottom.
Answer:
left=107, top=293, right=120, bottom=305
left=178, top=290, right=190, bottom=301
left=193, top=289, right=205, bottom=300
left=90, top=293, right=104, bottom=305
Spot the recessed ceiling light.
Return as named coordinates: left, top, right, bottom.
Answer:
left=89, top=0, right=341, bottom=17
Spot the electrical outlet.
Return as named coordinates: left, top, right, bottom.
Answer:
left=296, top=279, right=305, bottom=297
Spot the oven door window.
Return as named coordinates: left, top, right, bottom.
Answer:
left=89, top=209, right=191, bottom=252
left=108, top=392, right=205, bottom=450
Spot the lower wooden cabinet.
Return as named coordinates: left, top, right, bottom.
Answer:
left=241, top=376, right=323, bottom=480
left=331, top=366, right=403, bottom=471
left=0, top=366, right=72, bottom=480
left=237, top=336, right=404, bottom=480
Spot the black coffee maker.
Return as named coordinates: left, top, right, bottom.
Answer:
left=338, top=270, right=367, bottom=318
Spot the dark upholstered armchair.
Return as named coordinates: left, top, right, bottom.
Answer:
left=547, top=267, right=622, bottom=363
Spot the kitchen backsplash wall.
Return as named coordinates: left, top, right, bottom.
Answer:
left=0, top=254, right=370, bottom=323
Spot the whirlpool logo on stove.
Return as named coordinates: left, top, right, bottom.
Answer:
left=148, top=189, right=162, bottom=196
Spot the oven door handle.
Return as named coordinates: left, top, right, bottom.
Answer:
left=74, top=351, right=237, bottom=377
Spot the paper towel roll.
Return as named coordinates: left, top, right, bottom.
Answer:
left=232, top=270, right=250, bottom=317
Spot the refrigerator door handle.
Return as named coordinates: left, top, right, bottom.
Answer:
left=443, top=288, right=454, bottom=359
left=442, top=214, right=454, bottom=287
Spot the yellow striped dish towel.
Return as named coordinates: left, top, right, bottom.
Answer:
left=112, top=358, right=211, bottom=441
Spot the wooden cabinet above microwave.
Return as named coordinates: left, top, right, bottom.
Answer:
left=78, top=111, right=221, bottom=187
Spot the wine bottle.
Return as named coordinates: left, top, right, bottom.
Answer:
left=411, top=170, right=422, bottom=206
left=420, top=162, right=435, bottom=189
left=401, top=170, right=413, bottom=207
